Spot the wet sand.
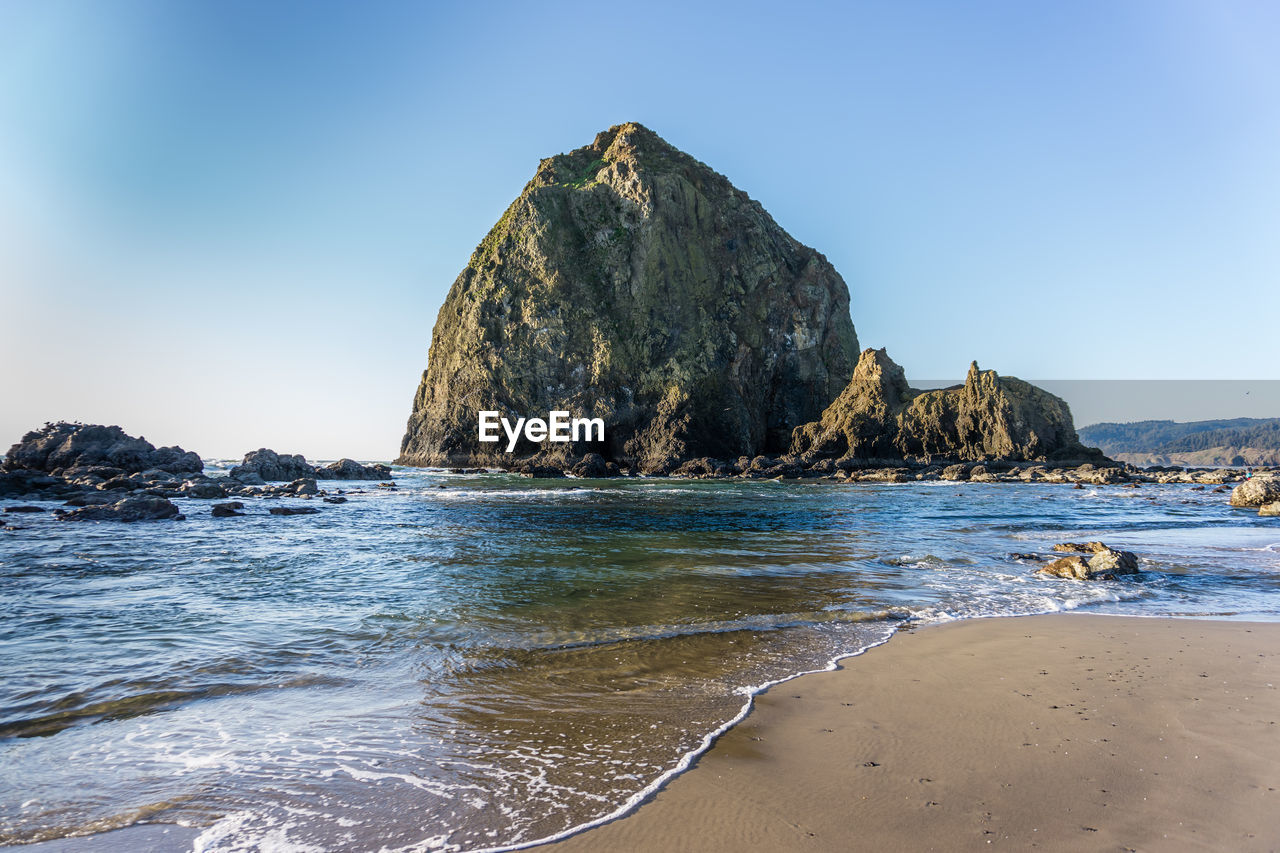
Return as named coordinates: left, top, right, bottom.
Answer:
left=540, top=614, right=1280, bottom=852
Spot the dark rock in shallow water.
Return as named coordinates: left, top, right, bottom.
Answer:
left=269, top=506, right=320, bottom=516
left=4, top=423, right=202, bottom=476
left=63, top=493, right=114, bottom=507
left=230, top=449, right=314, bottom=483
left=181, top=480, right=228, bottom=499
left=318, top=459, right=393, bottom=480
left=1072, top=464, right=1128, bottom=485
left=211, top=502, right=245, bottom=518
left=570, top=453, right=613, bottom=478
left=284, top=478, right=318, bottom=496
left=791, top=349, right=1105, bottom=465
left=3, top=505, right=45, bottom=513
left=0, top=469, right=65, bottom=494
left=230, top=450, right=390, bottom=484
left=1052, top=541, right=1110, bottom=553
left=397, top=122, right=859, bottom=472
left=514, top=461, right=566, bottom=479
left=57, top=495, right=182, bottom=522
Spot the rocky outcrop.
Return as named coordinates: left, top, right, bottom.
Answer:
left=320, top=459, right=393, bottom=481
left=4, top=423, right=202, bottom=477
left=230, top=450, right=392, bottom=483
left=229, top=449, right=314, bottom=484
left=398, top=122, right=859, bottom=472
left=791, top=349, right=1105, bottom=464
left=1230, top=475, right=1280, bottom=508
left=1260, top=501, right=1280, bottom=517
left=57, top=495, right=183, bottom=523
left=1038, top=542, right=1139, bottom=580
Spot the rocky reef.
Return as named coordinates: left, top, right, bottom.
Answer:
left=5, top=422, right=203, bottom=477
left=398, top=122, right=859, bottom=472
left=791, top=348, right=1103, bottom=465
left=1, top=423, right=394, bottom=522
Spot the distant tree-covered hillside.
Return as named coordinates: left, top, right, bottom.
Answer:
left=1079, top=418, right=1280, bottom=455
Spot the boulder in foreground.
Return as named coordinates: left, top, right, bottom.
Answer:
left=1230, top=475, right=1280, bottom=508
left=1038, top=542, right=1139, bottom=580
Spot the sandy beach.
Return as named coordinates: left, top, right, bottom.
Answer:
left=541, top=614, right=1280, bottom=852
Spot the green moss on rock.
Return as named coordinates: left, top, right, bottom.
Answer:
left=398, top=123, right=859, bottom=470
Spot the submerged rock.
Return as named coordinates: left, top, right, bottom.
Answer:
left=269, top=506, right=320, bottom=516
left=4, top=423, right=202, bottom=477
left=1052, top=541, right=1109, bottom=553
left=181, top=480, right=227, bottom=499
left=57, top=495, right=183, bottom=523
left=791, top=349, right=1105, bottom=465
left=397, top=122, right=859, bottom=472
left=211, top=502, right=245, bottom=518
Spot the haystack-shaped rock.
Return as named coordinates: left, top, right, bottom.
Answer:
left=398, top=123, right=859, bottom=470
left=792, top=348, right=1102, bottom=463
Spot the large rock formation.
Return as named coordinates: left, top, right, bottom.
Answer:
left=791, top=348, right=1103, bottom=464
left=398, top=122, right=859, bottom=471
left=4, top=423, right=202, bottom=476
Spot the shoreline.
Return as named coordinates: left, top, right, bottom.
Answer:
left=535, top=613, right=1280, bottom=852
left=7, top=612, right=1280, bottom=852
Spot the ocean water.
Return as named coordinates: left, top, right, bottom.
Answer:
left=1, top=471, right=1278, bottom=851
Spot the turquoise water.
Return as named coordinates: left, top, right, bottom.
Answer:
left=1, top=471, right=1278, bottom=851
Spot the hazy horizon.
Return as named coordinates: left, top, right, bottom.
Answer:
left=3, top=1, right=1277, bottom=459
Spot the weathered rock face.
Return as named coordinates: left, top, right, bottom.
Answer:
left=791, top=349, right=1104, bottom=464
left=230, top=450, right=392, bottom=483
left=1037, top=541, right=1139, bottom=580
left=4, top=423, right=202, bottom=476
left=57, top=495, right=183, bottom=523
left=1230, top=475, right=1280, bottom=508
left=321, top=459, right=393, bottom=481
left=230, top=449, right=313, bottom=484
left=398, top=122, right=859, bottom=471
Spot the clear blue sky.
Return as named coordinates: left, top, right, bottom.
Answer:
left=1, top=0, right=1277, bottom=459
